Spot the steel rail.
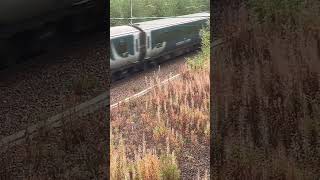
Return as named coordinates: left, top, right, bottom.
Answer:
left=0, top=38, right=225, bottom=152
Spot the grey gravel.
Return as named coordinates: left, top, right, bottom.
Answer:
left=110, top=52, right=198, bottom=105
left=0, top=33, right=108, bottom=139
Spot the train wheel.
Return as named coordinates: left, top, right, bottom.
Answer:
left=127, top=67, right=136, bottom=74
left=143, top=61, right=148, bottom=71
left=163, top=54, right=171, bottom=61
left=149, top=61, right=159, bottom=68
left=111, top=71, right=124, bottom=82
left=135, top=62, right=145, bottom=72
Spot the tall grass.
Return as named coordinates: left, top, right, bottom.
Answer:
left=111, top=65, right=210, bottom=178
left=110, top=20, right=210, bottom=178
left=110, top=0, right=210, bottom=26
left=0, top=109, right=108, bottom=179
left=110, top=130, right=181, bottom=180
left=212, top=0, right=320, bottom=179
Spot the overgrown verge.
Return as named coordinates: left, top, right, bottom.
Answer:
left=187, top=26, right=210, bottom=70
left=111, top=28, right=210, bottom=179
left=212, top=0, right=320, bottom=179
left=0, top=109, right=108, bottom=179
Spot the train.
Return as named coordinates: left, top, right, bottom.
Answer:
left=0, top=0, right=105, bottom=68
left=110, top=12, right=210, bottom=81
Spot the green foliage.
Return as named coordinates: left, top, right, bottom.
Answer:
left=187, top=23, right=210, bottom=70
left=199, top=25, right=210, bottom=59
left=247, top=0, right=305, bottom=25
left=153, top=121, right=167, bottom=139
left=160, top=153, right=181, bottom=180
left=110, top=0, right=210, bottom=26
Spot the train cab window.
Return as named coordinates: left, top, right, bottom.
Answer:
left=154, top=32, right=165, bottom=48
left=147, top=36, right=150, bottom=48
left=118, top=39, right=128, bottom=57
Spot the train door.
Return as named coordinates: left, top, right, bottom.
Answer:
left=138, top=30, right=146, bottom=61
left=130, top=25, right=147, bottom=61
left=145, top=30, right=152, bottom=59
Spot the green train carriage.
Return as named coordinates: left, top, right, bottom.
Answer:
left=110, top=12, right=209, bottom=80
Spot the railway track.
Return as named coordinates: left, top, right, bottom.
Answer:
left=0, top=38, right=224, bottom=152
left=0, top=51, right=189, bottom=150
left=0, top=72, right=181, bottom=151
left=0, top=91, right=109, bottom=152
left=111, top=50, right=196, bottom=104
left=0, top=31, right=108, bottom=138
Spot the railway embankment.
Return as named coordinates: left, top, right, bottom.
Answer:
left=110, top=29, right=210, bottom=179
left=0, top=106, right=108, bottom=179
left=110, top=52, right=197, bottom=105
left=0, top=33, right=109, bottom=179
left=0, top=33, right=108, bottom=139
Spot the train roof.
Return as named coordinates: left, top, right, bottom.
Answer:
left=110, top=26, right=139, bottom=38
left=110, top=12, right=209, bottom=38
left=135, top=12, right=209, bottom=30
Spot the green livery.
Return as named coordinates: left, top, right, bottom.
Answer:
left=110, top=12, right=209, bottom=81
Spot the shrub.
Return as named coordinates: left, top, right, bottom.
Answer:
left=136, top=153, right=161, bottom=180
left=160, top=152, right=181, bottom=180
left=187, top=24, right=210, bottom=70
left=110, top=135, right=129, bottom=180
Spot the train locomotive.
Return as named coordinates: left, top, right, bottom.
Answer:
left=0, top=0, right=104, bottom=68
left=110, top=12, right=209, bottom=81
